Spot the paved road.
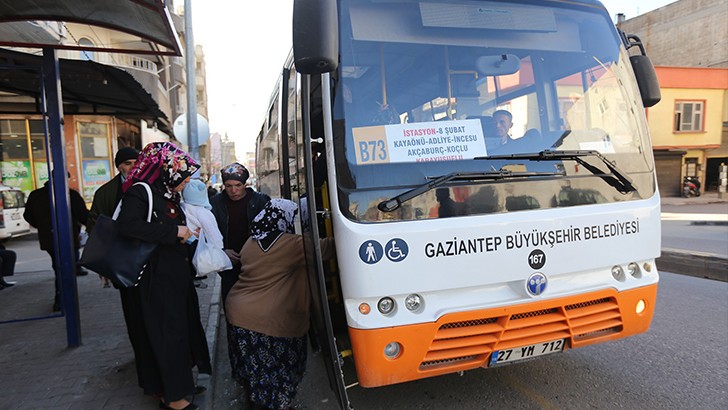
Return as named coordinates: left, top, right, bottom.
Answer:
left=212, top=272, right=728, bottom=410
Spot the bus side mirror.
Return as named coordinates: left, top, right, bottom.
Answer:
left=622, top=33, right=661, bottom=108
left=631, top=54, right=661, bottom=108
left=293, top=0, right=339, bottom=74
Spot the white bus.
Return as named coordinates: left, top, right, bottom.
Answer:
left=256, top=1, right=662, bottom=407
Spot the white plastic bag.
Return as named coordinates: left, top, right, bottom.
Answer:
left=192, top=230, right=233, bottom=276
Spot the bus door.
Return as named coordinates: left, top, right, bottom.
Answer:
left=293, top=70, right=352, bottom=409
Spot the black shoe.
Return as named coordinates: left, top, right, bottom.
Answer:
left=76, top=268, right=89, bottom=276
left=0, top=281, right=15, bottom=288
left=52, top=302, right=61, bottom=312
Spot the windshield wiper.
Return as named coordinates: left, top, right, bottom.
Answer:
left=476, top=150, right=637, bottom=194
left=377, top=170, right=563, bottom=212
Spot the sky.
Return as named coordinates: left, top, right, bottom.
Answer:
left=181, top=0, right=678, bottom=160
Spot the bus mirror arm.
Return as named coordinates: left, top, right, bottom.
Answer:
left=619, top=31, right=661, bottom=107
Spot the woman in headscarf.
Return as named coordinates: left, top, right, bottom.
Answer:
left=225, top=199, right=334, bottom=410
left=116, top=142, right=211, bottom=410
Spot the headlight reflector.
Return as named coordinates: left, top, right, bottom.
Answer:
left=628, top=262, right=641, bottom=278
left=405, top=294, right=422, bottom=311
left=377, top=297, right=395, bottom=315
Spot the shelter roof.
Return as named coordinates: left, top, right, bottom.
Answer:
left=0, top=0, right=182, bottom=56
left=0, top=48, right=171, bottom=133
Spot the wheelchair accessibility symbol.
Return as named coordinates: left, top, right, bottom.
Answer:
left=358, top=239, right=409, bottom=264
left=385, top=238, right=408, bottom=262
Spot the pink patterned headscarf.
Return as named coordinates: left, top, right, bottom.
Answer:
left=122, top=142, right=199, bottom=201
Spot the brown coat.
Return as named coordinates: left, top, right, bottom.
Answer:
left=225, top=234, right=333, bottom=338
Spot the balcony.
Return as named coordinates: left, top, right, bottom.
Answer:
left=56, top=50, right=158, bottom=75
left=55, top=49, right=171, bottom=121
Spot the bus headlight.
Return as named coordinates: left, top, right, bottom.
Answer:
left=627, top=262, right=641, bottom=278
left=611, top=265, right=625, bottom=282
left=377, top=297, right=395, bottom=315
left=384, top=342, right=402, bottom=359
left=405, top=294, right=422, bottom=311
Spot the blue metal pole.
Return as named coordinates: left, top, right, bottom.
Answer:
left=184, top=0, right=199, bottom=162
left=42, top=47, right=82, bottom=347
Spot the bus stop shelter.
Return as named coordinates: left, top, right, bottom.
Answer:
left=0, top=0, right=182, bottom=347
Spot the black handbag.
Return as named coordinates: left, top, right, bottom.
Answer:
left=80, top=182, right=157, bottom=288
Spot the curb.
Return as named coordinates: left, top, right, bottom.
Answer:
left=196, top=275, right=221, bottom=410
left=657, top=250, right=728, bottom=282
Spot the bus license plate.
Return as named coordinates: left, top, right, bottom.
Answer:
left=489, top=339, right=564, bottom=367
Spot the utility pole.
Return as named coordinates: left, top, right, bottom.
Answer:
left=184, top=0, right=199, bottom=161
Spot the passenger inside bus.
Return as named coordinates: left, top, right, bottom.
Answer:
left=493, top=109, right=514, bottom=147
left=486, top=109, right=543, bottom=154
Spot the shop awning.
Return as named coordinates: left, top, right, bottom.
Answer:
left=0, top=48, right=171, bottom=133
left=0, top=0, right=182, bottom=56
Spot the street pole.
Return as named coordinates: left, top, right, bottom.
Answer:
left=184, top=0, right=199, bottom=162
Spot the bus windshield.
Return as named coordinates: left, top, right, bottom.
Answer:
left=331, top=0, right=656, bottom=222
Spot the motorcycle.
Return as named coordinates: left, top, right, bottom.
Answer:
left=682, top=176, right=701, bottom=197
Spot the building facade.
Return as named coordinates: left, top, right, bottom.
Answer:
left=619, top=0, right=728, bottom=195
left=0, top=12, right=213, bottom=203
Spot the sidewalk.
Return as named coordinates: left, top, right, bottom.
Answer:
left=0, top=252, right=222, bottom=410
left=660, top=191, right=728, bottom=207
left=658, top=191, right=728, bottom=282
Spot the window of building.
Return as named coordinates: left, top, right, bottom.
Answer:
left=78, top=38, right=95, bottom=61
left=674, top=100, right=704, bottom=132
left=685, top=158, right=699, bottom=178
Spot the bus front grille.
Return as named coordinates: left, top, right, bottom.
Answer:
left=419, top=296, right=623, bottom=370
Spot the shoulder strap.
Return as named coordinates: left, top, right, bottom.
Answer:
left=111, top=181, right=153, bottom=222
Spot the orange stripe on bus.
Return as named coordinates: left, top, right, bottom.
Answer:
left=348, top=284, right=658, bottom=388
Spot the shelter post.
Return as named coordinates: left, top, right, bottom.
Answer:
left=42, top=47, right=82, bottom=347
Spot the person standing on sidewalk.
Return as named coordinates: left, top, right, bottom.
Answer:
left=23, top=177, right=89, bottom=311
left=210, top=163, right=270, bottom=303
left=209, top=162, right=270, bottom=379
left=0, top=242, right=17, bottom=289
left=226, top=199, right=335, bottom=410
left=87, top=146, right=139, bottom=286
left=116, top=142, right=210, bottom=410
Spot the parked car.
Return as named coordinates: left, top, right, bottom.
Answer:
left=0, top=185, right=31, bottom=241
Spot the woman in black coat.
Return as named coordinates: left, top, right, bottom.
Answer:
left=117, top=142, right=211, bottom=410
